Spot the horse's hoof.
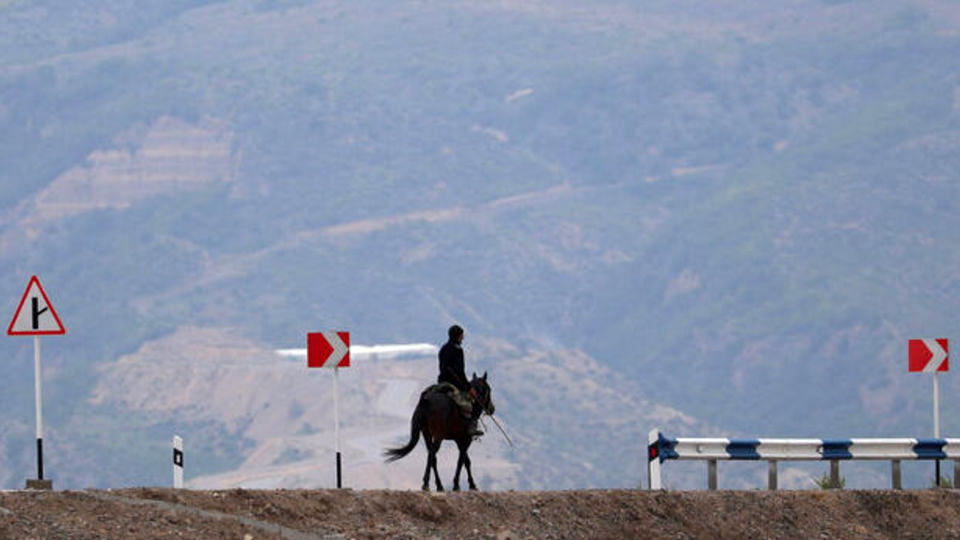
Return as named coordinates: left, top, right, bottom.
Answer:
left=421, top=485, right=429, bottom=492
left=436, top=486, right=444, bottom=492
left=469, top=485, right=478, bottom=491
left=452, top=485, right=460, bottom=492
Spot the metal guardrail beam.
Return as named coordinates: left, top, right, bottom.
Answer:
left=648, top=429, right=960, bottom=490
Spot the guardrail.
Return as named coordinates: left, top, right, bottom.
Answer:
left=647, top=429, right=960, bottom=490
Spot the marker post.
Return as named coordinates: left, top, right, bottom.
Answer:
left=173, top=435, right=184, bottom=488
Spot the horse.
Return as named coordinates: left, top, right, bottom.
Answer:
left=383, top=372, right=495, bottom=491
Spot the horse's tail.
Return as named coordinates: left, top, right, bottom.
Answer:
left=383, top=397, right=425, bottom=463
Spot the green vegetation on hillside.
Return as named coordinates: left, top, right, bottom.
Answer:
left=1, top=0, right=958, bottom=488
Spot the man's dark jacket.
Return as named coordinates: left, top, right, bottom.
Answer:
left=438, top=340, right=469, bottom=391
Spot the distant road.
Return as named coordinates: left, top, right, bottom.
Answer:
left=275, top=343, right=438, bottom=360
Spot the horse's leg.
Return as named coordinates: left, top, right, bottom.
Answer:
left=453, top=442, right=465, bottom=491
left=431, top=439, right=444, bottom=492
left=458, top=439, right=477, bottom=490
left=421, top=433, right=432, bottom=491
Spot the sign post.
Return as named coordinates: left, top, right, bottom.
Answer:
left=34, top=335, right=43, bottom=481
left=7, top=276, right=66, bottom=490
left=307, top=331, right=350, bottom=488
left=909, top=338, right=949, bottom=486
left=334, top=365, right=341, bottom=488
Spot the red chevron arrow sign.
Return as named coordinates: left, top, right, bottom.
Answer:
left=908, top=338, right=948, bottom=373
left=307, top=331, right=350, bottom=368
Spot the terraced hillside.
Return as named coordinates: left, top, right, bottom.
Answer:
left=1, top=0, right=959, bottom=491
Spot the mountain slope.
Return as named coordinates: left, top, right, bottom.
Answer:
left=0, top=0, right=958, bottom=489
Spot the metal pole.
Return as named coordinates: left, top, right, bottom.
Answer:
left=934, top=372, right=941, bottom=487
left=768, top=460, right=778, bottom=491
left=708, top=459, right=717, bottom=491
left=34, top=336, right=44, bottom=480
left=334, top=366, right=342, bottom=489
left=934, top=371, right=940, bottom=438
left=891, top=460, right=901, bottom=490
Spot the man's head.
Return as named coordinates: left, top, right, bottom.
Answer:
left=448, top=324, right=464, bottom=344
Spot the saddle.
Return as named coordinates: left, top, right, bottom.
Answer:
left=422, top=382, right=474, bottom=418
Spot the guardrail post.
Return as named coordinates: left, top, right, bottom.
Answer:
left=768, top=460, right=778, bottom=491
left=954, top=460, right=959, bottom=489
left=708, top=459, right=717, bottom=490
left=891, top=460, right=901, bottom=490
left=830, top=460, right=840, bottom=488
left=648, top=429, right=662, bottom=490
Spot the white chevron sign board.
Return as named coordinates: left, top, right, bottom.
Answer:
left=307, top=331, right=351, bottom=488
left=7, top=275, right=66, bottom=490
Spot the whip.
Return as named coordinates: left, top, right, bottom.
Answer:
left=482, top=415, right=515, bottom=448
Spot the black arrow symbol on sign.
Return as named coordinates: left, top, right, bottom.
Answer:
left=32, top=297, right=48, bottom=330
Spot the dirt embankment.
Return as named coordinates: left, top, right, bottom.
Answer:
left=1, top=488, right=959, bottom=539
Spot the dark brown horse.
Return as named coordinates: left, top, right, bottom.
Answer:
left=384, top=372, right=495, bottom=491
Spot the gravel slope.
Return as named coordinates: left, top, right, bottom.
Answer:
left=1, top=488, right=959, bottom=538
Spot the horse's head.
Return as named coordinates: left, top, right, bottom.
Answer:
left=470, top=371, right=495, bottom=416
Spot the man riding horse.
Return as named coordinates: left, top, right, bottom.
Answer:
left=437, top=324, right=483, bottom=439
left=383, top=325, right=495, bottom=491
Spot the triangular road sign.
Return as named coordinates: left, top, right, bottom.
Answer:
left=8, top=276, right=66, bottom=336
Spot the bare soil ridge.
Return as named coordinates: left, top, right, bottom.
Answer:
left=1, top=488, right=959, bottom=538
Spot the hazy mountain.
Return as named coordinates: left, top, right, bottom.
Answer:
left=1, top=0, right=958, bottom=490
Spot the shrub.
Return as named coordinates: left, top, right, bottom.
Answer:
left=813, top=473, right=845, bottom=490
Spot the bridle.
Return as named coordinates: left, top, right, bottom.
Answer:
left=470, top=378, right=495, bottom=416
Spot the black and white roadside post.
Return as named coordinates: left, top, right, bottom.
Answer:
left=7, top=276, right=66, bottom=490
left=173, top=435, right=184, bottom=488
left=307, top=331, right=350, bottom=489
